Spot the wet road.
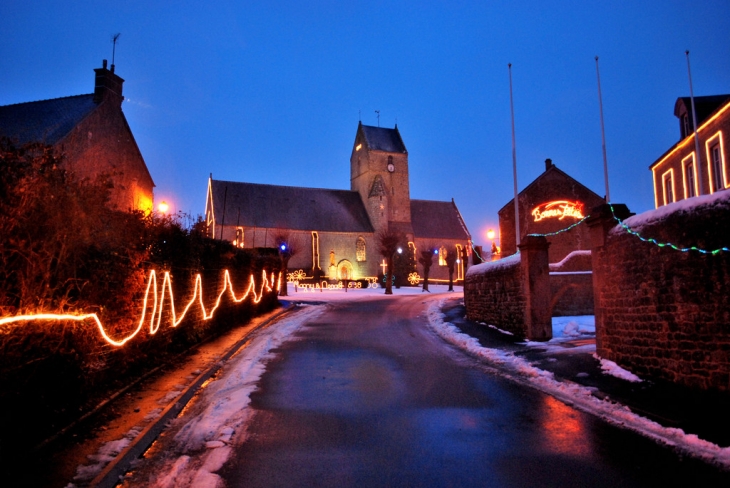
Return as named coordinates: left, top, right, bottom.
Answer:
left=221, top=295, right=730, bottom=487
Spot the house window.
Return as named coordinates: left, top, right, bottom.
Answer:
left=356, top=236, right=366, bottom=262
left=706, top=131, right=726, bottom=193
left=438, top=246, right=447, bottom=266
left=662, top=170, right=675, bottom=206
left=682, top=153, right=697, bottom=199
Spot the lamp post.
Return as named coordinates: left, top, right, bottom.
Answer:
left=487, top=229, right=499, bottom=261
left=158, top=201, right=169, bottom=214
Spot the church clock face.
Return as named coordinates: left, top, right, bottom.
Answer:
left=387, top=162, right=395, bottom=173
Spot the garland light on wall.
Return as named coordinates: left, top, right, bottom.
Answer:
left=0, top=269, right=279, bottom=347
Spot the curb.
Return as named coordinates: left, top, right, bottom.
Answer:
left=89, top=303, right=296, bottom=488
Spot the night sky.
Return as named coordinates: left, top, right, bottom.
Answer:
left=2, top=1, right=729, bottom=245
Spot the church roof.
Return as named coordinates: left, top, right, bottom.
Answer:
left=411, top=199, right=471, bottom=240
left=209, top=179, right=375, bottom=233
left=360, top=124, right=407, bottom=153
left=0, top=94, right=98, bottom=145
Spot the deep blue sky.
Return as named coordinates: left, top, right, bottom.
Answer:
left=2, top=1, right=729, bottom=244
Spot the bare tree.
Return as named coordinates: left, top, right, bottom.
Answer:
left=378, top=230, right=403, bottom=295
left=445, top=247, right=458, bottom=291
left=418, top=243, right=439, bottom=293
left=274, top=231, right=298, bottom=296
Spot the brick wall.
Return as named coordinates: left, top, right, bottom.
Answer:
left=588, top=195, right=730, bottom=391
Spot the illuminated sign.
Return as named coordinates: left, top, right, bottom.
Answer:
left=532, top=200, right=585, bottom=222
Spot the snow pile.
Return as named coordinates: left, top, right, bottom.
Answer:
left=549, top=250, right=591, bottom=271
left=71, top=427, right=143, bottom=483
left=146, top=304, right=325, bottom=488
left=427, top=299, right=730, bottom=469
left=551, top=316, right=595, bottom=339
left=465, top=252, right=521, bottom=279
left=594, top=354, right=643, bottom=383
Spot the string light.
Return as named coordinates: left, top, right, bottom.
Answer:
left=610, top=204, right=729, bottom=255
left=0, top=269, right=276, bottom=347
left=527, top=215, right=591, bottom=237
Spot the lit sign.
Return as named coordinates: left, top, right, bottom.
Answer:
left=532, top=200, right=585, bottom=222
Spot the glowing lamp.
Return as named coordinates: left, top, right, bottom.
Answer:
left=158, top=201, right=169, bottom=214
left=487, top=229, right=495, bottom=241
left=397, top=247, right=403, bottom=254
left=280, top=244, right=287, bottom=251
left=433, top=249, right=438, bottom=255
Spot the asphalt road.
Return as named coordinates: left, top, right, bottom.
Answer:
left=220, top=295, right=730, bottom=487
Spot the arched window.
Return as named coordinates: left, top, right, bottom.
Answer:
left=439, top=246, right=448, bottom=266
left=356, top=236, right=366, bottom=262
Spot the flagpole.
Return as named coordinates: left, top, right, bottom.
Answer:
left=686, top=50, right=705, bottom=195
left=595, top=56, right=610, bottom=202
left=508, top=63, right=520, bottom=248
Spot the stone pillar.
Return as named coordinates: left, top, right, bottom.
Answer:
left=585, top=203, right=632, bottom=357
left=518, top=235, right=551, bottom=341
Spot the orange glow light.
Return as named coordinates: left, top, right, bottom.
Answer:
left=0, top=269, right=275, bottom=347
left=158, top=201, right=169, bottom=214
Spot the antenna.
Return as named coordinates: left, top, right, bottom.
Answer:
left=359, top=109, right=361, bottom=122
left=111, top=33, right=121, bottom=70
left=375, top=110, right=380, bottom=127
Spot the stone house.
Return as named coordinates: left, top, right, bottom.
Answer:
left=650, top=94, right=730, bottom=207
left=205, top=123, right=472, bottom=283
left=0, top=60, right=155, bottom=212
left=498, top=159, right=605, bottom=263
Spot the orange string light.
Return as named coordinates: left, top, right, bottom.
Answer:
left=0, top=269, right=275, bottom=347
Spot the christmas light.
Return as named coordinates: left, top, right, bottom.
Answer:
left=610, top=204, right=729, bottom=255
left=0, top=269, right=276, bottom=347
left=531, top=200, right=585, bottom=222
left=527, top=215, right=590, bottom=237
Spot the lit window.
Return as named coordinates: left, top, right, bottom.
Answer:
left=235, top=227, right=244, bottom=248
left=439, top=247, right=447, bottom=266
left=682, top=153, right=697, bottom=199
left=662, top=170, right=675, bottom=206
left=706, top=131, right=727, bottom=193
left=356, top=236, right=366, bottom=262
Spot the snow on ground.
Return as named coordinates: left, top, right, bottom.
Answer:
left=425, top=298, right=730, bottom=469
left=594, top=354, right=643, bottom=383
left=285, top=282, right=462, bottom=301
left=143, top=303, right=327, bottom=488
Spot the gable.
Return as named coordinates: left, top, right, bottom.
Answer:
left=209, top=179, right=374, bottom=233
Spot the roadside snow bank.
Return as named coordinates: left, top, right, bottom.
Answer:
left=147, top=304, right=325, bottom=488
left=426, top=298, right=730, bottom=469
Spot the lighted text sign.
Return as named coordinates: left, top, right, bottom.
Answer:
left=532, top=200, right=585, bottom=222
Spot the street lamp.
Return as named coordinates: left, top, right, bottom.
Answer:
left=158, top=201, right=169, bottom=214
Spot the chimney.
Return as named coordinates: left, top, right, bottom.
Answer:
left=93, top=59, right=124, bottom=106
left=545, top=158, right=553, bottom=171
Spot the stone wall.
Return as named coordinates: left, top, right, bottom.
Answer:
left=588, top=195, right=730, bottom=391
left=464, top=236, right=552, bottom=340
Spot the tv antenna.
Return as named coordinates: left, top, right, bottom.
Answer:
left=111, top=33, right=121, bottom=69
left=375, top=110, right=380, bottom=127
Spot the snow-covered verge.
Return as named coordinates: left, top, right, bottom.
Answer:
left=425, top=298, right=730, bottom=469
left=73, top=304, right=326, bottom=488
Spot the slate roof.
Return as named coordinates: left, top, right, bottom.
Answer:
left=674, top=94, right=730, bottom=127
left=0, top=94, right=97, bottom=145
left=410, top=199, right=471, bottom=240
left=210, top=179, right=375, bottom=233
left=360, top=124, right=407, bottom=153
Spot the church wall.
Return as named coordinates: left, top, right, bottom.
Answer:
left=412, top=237, right=470, bottom=282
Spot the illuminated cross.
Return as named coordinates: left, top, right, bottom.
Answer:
left=380, top=259, right=388, bottom=274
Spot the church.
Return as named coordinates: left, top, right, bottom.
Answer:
left=205, top=122, right=472, bottom=283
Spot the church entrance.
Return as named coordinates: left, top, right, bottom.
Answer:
left=337, top=260, right=353, bottom=280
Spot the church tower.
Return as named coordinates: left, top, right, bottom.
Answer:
left=350, top=122, right=413, bottom=237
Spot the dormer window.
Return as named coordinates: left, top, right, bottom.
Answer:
left=682, top=114, right=690, bottom=139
